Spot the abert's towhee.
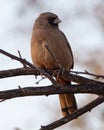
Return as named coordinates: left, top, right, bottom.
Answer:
left=31, top=12, right=77, bottom=116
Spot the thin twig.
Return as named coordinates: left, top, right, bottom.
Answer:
left=35, top=77, right=46, bottom=84
left=18, top=50, right=26, bottom=67
left=70, top=70, right=104, bottom=79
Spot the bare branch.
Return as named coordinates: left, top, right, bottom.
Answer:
left=70, top=70, right=104, bottom=79
left=0, top=67, right=104, bottom=86
left=0, top=49, right=56, bottom=84
left=18, top=50, right=27, bottom=67
left=0, top=83, right=104, bottom=100
left=0, top=49, right=104, bottom=130
left=40, top=96, right=104, bottom=130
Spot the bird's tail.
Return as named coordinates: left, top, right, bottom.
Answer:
left=57, top=77, right=77, bottom=117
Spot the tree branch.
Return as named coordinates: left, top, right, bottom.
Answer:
left=0, top=67, right=103, bottom=85
left=0, top=49, right=56, bottom=84
left=0, top=67, right=104, bottom=96
left=0, top=83, right=104, bottom=100
left=40, top=95, right=104, bottom=130
left=0, top=49, right=104, bottom=130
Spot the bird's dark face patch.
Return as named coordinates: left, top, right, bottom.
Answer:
left=48, top=17, right=58, bottom=26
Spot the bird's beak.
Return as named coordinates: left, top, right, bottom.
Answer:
left=53, top=18, right=62, bottom=24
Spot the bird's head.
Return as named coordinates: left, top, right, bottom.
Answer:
left=34, top=12, right=61, bottom=29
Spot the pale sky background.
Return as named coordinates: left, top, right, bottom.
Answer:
left=0, top=0, right=104, bottom=130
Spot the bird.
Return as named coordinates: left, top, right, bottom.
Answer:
left=31, top=12, right=77, bottom=117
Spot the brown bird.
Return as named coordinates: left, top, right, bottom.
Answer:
left=31, top=12, right=77, bottom=117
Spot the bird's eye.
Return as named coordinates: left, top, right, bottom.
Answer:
left=48, top=17, right=56, bottom=24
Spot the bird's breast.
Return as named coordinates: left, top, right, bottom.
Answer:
left=31, top=29, right=73, bottom=70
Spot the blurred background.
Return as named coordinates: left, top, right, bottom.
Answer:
left=0, top=0, right=104, bottom=130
